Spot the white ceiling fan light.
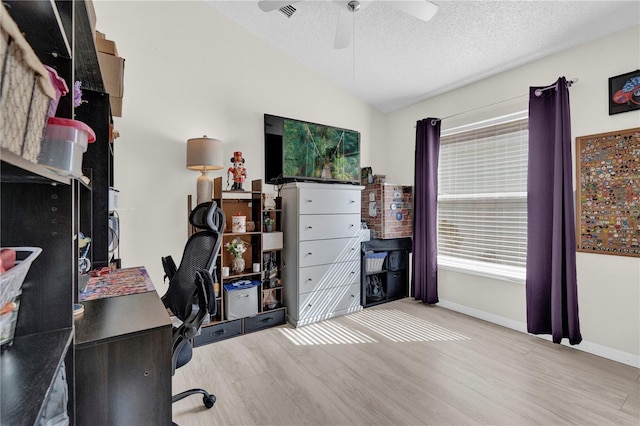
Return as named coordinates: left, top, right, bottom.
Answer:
left=258, top=0, right=439, bottom=49
left=333, top=0, right=438, bottom=49
left=334, top=1, right=373, bottom=49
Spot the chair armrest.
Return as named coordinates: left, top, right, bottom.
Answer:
left=195, top=269, right=217, bottom=317
left=162, top=255, right=177, bottom=282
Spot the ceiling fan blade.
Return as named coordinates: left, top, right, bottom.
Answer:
left=258, top=1, right=299, bottom=12
left=334, top=8, right=353, bottom=49
left=392, top=1, right=439, bottom=22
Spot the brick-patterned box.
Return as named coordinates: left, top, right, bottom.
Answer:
left=361, top=183, right=413, bottom=239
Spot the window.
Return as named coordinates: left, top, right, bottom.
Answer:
left=437, top=113, right=528, bottom=282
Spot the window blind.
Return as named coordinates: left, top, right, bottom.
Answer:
left=438, top=117, right=528, bottom=274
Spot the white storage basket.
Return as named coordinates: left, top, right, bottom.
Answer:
left=364, top=251, right=387, bottom=273
left=1, top=247, right=42, bottom=308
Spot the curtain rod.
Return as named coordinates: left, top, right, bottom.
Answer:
left=533, top=77, right=579, bottom=97
left=428, top=78, right=579, bottom=126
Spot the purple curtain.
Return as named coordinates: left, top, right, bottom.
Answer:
left=412, top=118, right=440, bottom=304
left=526, top=77, right=582, bottom=345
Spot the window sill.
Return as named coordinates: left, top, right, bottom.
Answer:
left=437, top=256, right=525, bottom=284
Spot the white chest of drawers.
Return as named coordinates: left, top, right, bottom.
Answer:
left=282, top=182, right=367, bottom=327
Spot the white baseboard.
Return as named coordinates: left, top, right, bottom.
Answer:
left=438, top=299, right=640, bottom=368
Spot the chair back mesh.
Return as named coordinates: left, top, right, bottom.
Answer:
left=164, top=202, right=224, bottom=321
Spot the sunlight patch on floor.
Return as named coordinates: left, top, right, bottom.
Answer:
left=346, top=309, right=470, bottom=342
left=280, top=320, right=377, bottom=345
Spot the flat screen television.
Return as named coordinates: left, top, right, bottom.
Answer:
left=264, top=114, right=361, bottom=185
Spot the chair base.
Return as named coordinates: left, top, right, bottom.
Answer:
left=172, top=388, right=216, bottom=409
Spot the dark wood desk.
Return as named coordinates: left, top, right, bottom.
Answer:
left=74, top=290, right=172, bottom=425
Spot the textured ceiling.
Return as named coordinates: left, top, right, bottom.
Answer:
left=205, top=0, right=640, bottom=113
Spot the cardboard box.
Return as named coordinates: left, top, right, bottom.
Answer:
left=97, top=51, right=124, bottom=97
left=110, top=96, right=122, bottom=117
left=96, top=35, right=118, bottom=56
left=98, top=50, right=124, bottom=117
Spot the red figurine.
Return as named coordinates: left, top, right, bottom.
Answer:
left=227, top=151, right=247, bottom=191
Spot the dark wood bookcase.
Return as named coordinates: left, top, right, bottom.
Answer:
left=1, top=1, right=113, bottom=423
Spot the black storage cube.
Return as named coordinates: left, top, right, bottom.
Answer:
left=361, top=237, right=411, bottom=307
left=386, top=250, right=406, bottom=271
left=386, top=270, right=406, bottom=299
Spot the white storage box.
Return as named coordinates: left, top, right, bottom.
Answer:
left=224, top=281, right=259, bottom=320
left=263, top=231, right=283, bottom=251
left=37, top=117, right=95, bottom=177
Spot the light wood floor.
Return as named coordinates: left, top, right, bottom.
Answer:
left=173, top=298, right=640, bottom=426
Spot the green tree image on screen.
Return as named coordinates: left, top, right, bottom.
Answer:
left=283, top=119, right=360, bottom=182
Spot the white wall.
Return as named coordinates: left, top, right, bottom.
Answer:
left=93, top=0, right=385, bottom=294
left=385, top=26, right=640, bottom=365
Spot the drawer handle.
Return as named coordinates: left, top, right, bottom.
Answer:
left=349, top=224, right=355, bottom=227
left=307, top=278, right=313, bottom=281
left=349, top=200, right=355, bottom=203
left=307, top=303, right=312, bottom=308
left=214, top=330, right=226, bottom=336
left=306, top=199, right=313, bottom=203
left=260, top=317, right=274, bottom=324
left=350, top=294, right=355, bottom=298
left=307, top=252, right=313, bottom=256
left=350, top=271, right=356, bottom=274
left=307, top=226, right=313, bottom=229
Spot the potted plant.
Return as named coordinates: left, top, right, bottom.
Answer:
left=225, top=237, right=247, bottom=274
left=264, top=218, right=274, bottom=232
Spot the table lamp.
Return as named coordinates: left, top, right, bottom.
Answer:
left=187, top=136, right=224, bottom=205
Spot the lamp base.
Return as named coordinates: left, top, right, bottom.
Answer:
left=196, top=171, right=212, bottom=205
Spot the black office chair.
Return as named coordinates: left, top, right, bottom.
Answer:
left=161, top=201, right=225, bottom=415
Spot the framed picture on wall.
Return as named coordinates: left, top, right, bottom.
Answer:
left=575, top=127, right=640, bottom=257
left=608, top=69, right=640, bottom=115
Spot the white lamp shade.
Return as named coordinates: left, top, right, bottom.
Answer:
left=187, top=136, right=223, bottom=205
left=186, top=136, right=224, bottom=171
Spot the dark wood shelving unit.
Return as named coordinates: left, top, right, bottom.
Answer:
left=1, top=1, right=113, bottom=424
left=191, top=178, right=286, bottom=347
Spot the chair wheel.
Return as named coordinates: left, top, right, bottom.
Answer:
left=203, top=395, right=216, bottom=409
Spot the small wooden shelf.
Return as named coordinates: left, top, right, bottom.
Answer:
left=224, top=270, right=261, bottom=280
left=0, top=328, right=73, bottom=426
left=0, top=149, right=71, bottom=185
left=262, top=285, right=284, bottom=291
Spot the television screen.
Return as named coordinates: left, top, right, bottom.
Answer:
left=265, top=114, right=360, bottom=185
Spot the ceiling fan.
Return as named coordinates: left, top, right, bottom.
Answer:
left=258, top=0, right=439, bottom=49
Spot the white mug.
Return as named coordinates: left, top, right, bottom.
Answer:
left=253, top=263, right=260, bottom=273
left=222, top=266, right=230, bottom=277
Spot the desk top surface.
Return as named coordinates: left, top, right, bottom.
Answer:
left=74, top=268, right=170, bottom=347
left=79, top=266, right=156, bottom=301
